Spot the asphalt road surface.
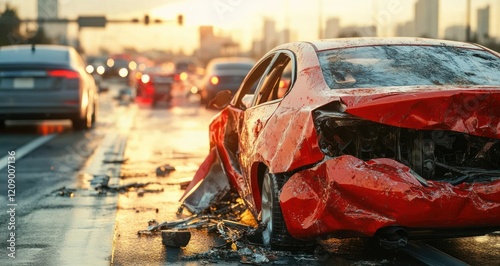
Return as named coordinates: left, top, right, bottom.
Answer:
left=0, top=89, right=499, bottom=265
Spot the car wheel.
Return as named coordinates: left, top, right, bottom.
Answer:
left=0, top=120, right=5, bottom=129
left=72, top=117, right=88, bottom=130
left=90, top=103, right=97, bottom=127
left=261, top=170, right=314, bottom=250
left=72, top=109, right=91, bottom=131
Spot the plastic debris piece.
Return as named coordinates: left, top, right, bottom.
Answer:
left=166, top=177, right=193, bottom=189
left=156, top=164, right=176, bottom=177
left=95, top=182, right=162, bottom=194
left=102, top=157, right=128, bottom=164
left=51, top=186, right=76, bottom=197
left=90, top=174, right=110, bottom=187
left=161, top=230, right=191, bottom=247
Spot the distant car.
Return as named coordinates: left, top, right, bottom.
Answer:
left=135, top=66, right=174, bottom=106
left=0, top=44, right=98, bottom=130
left=197, top=57, right=254, bottom=106
left=181, top=38, right=500, bottom=250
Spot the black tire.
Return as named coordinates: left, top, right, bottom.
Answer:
left=72, top=108, right=91, bottom=131
left=90, top=103, right=97, bottom=128
left=261, top=169, right=315, bottom=250
left=72, top=117, right=88, bottom=130
left=0, top=120, right=5, bottom=129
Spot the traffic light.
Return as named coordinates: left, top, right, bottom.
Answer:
left=144, top=14, right=150, bottom=25
left=177, top=14, right=183, bottom=26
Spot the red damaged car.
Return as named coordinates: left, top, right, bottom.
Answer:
left=181, top=38, right=500, bottom=249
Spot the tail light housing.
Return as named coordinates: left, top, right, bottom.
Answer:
left=47, top=69, right=80, bottom=79
left=210, top=76, right=219, bottom=85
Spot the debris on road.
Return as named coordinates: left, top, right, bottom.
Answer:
left=166, top=176, right=193, bottom=189
left=161, top=230, right=192, bottom=247
left=102, top=157, right=128, bottom=164
left=138, top=214, right=253, bottom=236
left=89, top=174, right=110, bottom=187
left=119, top=172, right=149, bottom=179
left=51, top=187, right=76, bottom=197
left=156, top=164, right=176, bottom=177
left=139, top=193, right=252, bottom=239
left=95, top=182, right=164, bottom=194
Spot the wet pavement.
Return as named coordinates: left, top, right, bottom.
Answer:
left=111, top=93, right=224, bottom=265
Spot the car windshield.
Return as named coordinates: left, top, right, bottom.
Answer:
left=318, top=45, right=500, bottom=89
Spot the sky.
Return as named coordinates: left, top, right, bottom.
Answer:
left=3, top=0, right=500, bottom=55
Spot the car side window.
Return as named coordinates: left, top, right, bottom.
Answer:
left=253, top=53, right=292, bottom=106
left=232, top=55, right=274, bottom=109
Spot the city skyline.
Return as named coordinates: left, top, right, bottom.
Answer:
left=3, top=0, right=500, bottom=55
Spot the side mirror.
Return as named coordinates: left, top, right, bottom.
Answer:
left=208, top=90, right=232, bottom=109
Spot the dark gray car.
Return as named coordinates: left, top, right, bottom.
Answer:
left=0, top=44, right=98, bottom=130
left=198, top=57, right=254, bottom=106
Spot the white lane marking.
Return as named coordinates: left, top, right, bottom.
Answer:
left=0, top=134, right=57, bottom=170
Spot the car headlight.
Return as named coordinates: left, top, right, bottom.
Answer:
left=141, top=74, right=150, bottom=84
left=86, top=65, right=94, bottom=74
left=119, top=68, right=129, bottom=77
left=96, top=66, right=105, bottom=75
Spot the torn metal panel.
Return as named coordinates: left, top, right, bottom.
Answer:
left=180, top=148, right=231, bottom=214
left=179, top=147, right=233, bottom=215
left=180, top=147, right=218, bottom=201
left=280, top=155, right=500, bottom=239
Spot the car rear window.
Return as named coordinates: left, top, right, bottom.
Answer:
left=0, top=47, right=69, bottom=64
left=318, top=45, right=500, bottom=89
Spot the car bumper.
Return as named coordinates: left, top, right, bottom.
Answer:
left=280, top=155, right=500, bottom=240
left=0, top=106, right=80, bottom=120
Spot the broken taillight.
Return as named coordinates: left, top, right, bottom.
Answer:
left=47, top=69, right=80, bottom=79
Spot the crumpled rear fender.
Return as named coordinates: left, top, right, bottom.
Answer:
left=280, top=155, right=500, bottom=239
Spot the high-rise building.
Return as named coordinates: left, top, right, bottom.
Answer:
left=324, top=18, right=340, bottom=38
left=263, top=18, right=277, bottom=52
left=197, top=26, right=238, bottom=64
left=338, top=25, right=377, bottom=37
left=415, top=0, right=439, bottom=38
left=395, top=21, right=416, bottom=37
left=37, top=0, right=67, bottom=44
left=444, top=25, right=467, bottom=41
left=477, top=5, right=490, bottom=42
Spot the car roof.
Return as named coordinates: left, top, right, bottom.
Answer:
left=208, top=57, right=255, bottom=65
left=291, top=37, right=482, bottom=51
left=206, top=57, right=255, bottom=74
left=0, top=44, right=72, bottom=64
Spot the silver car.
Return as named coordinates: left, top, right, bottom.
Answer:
left=0, top=44, right=98, bottom=130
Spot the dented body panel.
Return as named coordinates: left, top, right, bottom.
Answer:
left=280, top=155, right=500, bottom=239
left=341, top=88, right=500, bottom=139
left=181, top=38, right=500, bottom=241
